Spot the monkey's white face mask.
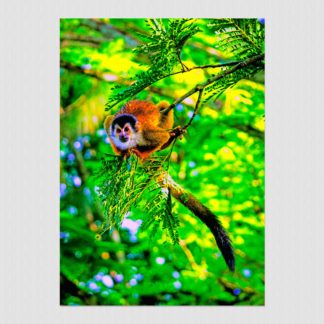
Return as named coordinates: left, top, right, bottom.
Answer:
left=110, top=122, right=144, bottom=151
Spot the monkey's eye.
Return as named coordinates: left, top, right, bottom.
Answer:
left=115, top=128, right=121, bottom=134
left=124, top=126, right=129, bottom=132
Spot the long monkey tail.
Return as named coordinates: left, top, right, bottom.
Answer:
left=159, top=172, right=235, bottom=272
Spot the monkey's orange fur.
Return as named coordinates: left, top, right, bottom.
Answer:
left=104, top=100, right=174, bottom=159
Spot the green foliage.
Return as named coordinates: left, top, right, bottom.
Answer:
left=60, top=18, right=265, bottom=306
left=107, top=18, right=264, bottom=111
left=208, top=18, right=264, bottom=59
left=96, top=154, right=180, bottom=244
left=200, top=18, right=265, bottom=103
left=202, top=60, right=263, bottom=104
left=143, top=185, right=180, bottom=245
left=106, top=18, right=200, bottom=111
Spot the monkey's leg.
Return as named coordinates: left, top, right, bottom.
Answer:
left=142, top=128, right=170, bottom=148
left=132, top=128, right=171, bottom=159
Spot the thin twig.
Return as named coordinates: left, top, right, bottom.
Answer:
left=161, top=53, right=264, bottom=114
left=106, top=59, right=254, bottom=110
left=183, top=89, right=203, bottom=130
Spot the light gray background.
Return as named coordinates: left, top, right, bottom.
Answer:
left=0, top=0, right=323, bottom=323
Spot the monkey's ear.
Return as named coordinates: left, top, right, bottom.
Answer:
left=104, top=115, right=114, bottom=135
left=156, top=101, right=170, bottom=111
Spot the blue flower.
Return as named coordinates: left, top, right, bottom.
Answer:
left=174, top=281, right=182, bottom=289
left=176, top=104, right=184, bottom=111
left=172, top=271, right=180, bottom=279
left=233, top=288, right=241, bottom=296
left=188, top=161, right=196, bottom=168
left=242, top=268, right=252, bottom=278
left=73, top=140, right=83, bottom=151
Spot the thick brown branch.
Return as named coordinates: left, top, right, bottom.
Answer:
left=156, top=171, right=235, bottom=271
left=60, top=61, right=105, bottom=81
left=60, top=34, right=107, bottom=45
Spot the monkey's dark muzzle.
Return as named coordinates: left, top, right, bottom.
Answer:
left=119, top=136, right=128, bottom=143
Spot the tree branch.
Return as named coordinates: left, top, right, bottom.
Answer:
left=60, top=34, right=107, bottom=46
left=182, top=89, right=203, bottom=131
left=106, top=58, right=259, bottom=111
left=161, top=53, right=264, bottom=114
left=60, top=61, right=106, bottom=81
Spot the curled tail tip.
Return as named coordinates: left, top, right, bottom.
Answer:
left=217, top=237, right=235, bottom=272
left=226, top=257, right=235, bottom=272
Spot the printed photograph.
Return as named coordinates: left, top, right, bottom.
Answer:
left=60, top=18, right=265, bottom=306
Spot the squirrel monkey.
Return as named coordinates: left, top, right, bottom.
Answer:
left=104, top=100, right=181, bottom=160
left=104, top=100, right=235, bottom=271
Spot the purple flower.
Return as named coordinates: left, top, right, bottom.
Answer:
left=102, top=275, right=114, bottom=288
left=156, top=257, right=165, bottom=265
left=129, top=278, right=137, bottom=286
left=94, top=272, right=104, bottom=281
left=187, top=111, right=194, bottom=118
left=114, top=274, right=124, bottom=283
left=88, top=281, right=100, bottom=292
left=121, top=217, right=142, bottom=236
left=174, top=281, right=182, bottom=289
left=72, top=176, right=82, bottom=187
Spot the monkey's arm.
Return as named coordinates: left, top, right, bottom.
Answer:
left=160, top=126, right=186, bottom=150
left=131, top=127, right=171, bottom=160
left=157, top=101, right=174, bottom=130
left=141, top=127, right=170, bottom=147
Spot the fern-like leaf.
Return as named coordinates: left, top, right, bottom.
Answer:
left=96, top=153, right=180, bottom=244
left=106, top=18, right=200, bottom=111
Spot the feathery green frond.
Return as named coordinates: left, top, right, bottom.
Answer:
left=207, top=18, right=264, bottom=59
left=106, top=18, right=200, bottom=111
left=202, top=58, right=264, bottom=103
left=96, top=153, right=180, bottom=243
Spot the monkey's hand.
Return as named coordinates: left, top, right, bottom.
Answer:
left=170, top=126, right=186, bottom=139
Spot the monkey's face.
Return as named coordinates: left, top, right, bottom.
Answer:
left=114, top=123, right=133, bottom=143
left=110, top=114, right=142, bottom=150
